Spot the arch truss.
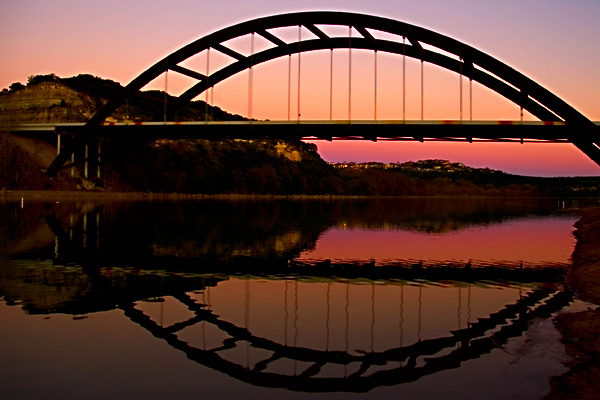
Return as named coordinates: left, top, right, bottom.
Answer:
left=47, top=11, right=600, bottom=175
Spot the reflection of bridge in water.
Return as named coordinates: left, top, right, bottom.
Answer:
left=0, top=197, right=577, bottom=392
left=122, top=282, right=572, bottom=392
left=0, top=253, right=573, bottom=392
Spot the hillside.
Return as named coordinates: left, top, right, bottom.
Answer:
left=0, top=81, right=96, bottom=124
left=0, top=74, right=337, bottom=192
left=0, top=73, right=244, bottom=124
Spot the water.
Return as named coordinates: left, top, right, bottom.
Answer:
left=0, top=196, right=594, bottom=399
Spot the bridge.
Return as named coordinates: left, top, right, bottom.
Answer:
left=5, top=11, right=599, bottom=175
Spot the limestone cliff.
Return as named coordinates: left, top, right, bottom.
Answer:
left=0, top=82, right=97, bottom=125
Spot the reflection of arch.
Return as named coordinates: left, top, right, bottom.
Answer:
left=47, top=11, right=600, bottom=175
left=122, top=285, right=572, bottom=392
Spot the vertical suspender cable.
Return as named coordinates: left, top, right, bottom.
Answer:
left=245, top=279, right=251, bottom=369
left=402, top=36, right=406, bottom=121
left=164, top=70, right=168, bottom=124
left=418, top=284, right=422, bottom=341
left=374, top=50, right=378, bottom=120
left=520, top=90, right=524, bottom=123
left=459, top=58, right=463, bottom=121
left=293, top=281, right=299, bottom=363
left=344, top=282, right=348, bottom=378
left=326, top=282, right=331, bottom=351
left=345, top=282, right=350, bottom=355
left=330, top=48, right=333, bottom=120
left=210, top=86, right=214, bottom=120
left=467, top=285, right=472, bottom=327
left=159, top=274, right=163, bottom=327
left=371, top=283, right=375, bottom=352
left=249, top=33, right=254, bottom=121
left=458, top=286, right=462, bottom=331
left=284, top=280, right=289, bottom=346
left=287, top=54, right=292, bottom=121
left=348, top=26, right=352, bottom=122
left=292, top=281, right=298, bottom=375
left=297, top=26, right=301, bottom=121
left=421, top=60, right=424, bottom=121
left=470, top=77, right=473, bottom=121
left=399, top=284, right=404, bottom=361
left=202, top=290, right=207, bottom=350
left=205, top=48, right=210, bottom=124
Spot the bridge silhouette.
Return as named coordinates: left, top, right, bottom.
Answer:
left=5, top=11, right=599, bottom=175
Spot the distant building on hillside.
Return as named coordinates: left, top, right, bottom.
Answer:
left=329, top=159, right=494, bottom=174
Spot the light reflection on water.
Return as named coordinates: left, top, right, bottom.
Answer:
left=298, top=215, right=576, bottom=267
left=0, top=197, right=591, bottom=399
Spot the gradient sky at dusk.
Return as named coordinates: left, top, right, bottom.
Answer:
left=2, top=0, right=599, bottom=176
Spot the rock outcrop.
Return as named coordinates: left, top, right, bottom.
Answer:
left=0, top=82, right=96, bottom=125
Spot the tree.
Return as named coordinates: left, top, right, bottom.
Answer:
left=8, top=82, right=25, bottom=93
left=27, top=74, right=58, bottom=86
left=0, top=133, right=40, bottom=189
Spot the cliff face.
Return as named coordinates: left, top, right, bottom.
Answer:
left=0, top=82, right=97, bottom=125
left=0, top=76, right=337, bottom=193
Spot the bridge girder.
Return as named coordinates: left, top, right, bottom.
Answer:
left=46, top=11, right=600, bottom=176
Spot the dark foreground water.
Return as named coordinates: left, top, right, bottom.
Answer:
left=0, top=197, right=596, bottom=400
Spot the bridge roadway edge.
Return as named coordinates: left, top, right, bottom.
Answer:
left=7, top=121, right=600, bottom=142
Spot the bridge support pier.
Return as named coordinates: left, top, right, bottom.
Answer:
left=97, top=141, right=101, bottom=179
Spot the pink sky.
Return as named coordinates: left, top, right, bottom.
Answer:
left=2, top=1, right=599, bottom=176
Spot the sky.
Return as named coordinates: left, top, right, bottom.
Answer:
left=2, top=0, right=599, bottom=176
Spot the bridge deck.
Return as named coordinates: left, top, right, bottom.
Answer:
left=5, top=120, right=600, bottom=142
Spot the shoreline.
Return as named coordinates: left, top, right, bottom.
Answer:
left=0, top=189, right=371, bottom=200
left=544, top=208, right=600, bottom=399
left=1, top=189, right=597, bottom=201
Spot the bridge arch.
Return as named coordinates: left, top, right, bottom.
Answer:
left=47, top=11, right=600, bottom=175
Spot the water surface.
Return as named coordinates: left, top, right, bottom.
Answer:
left=0, top=197, right=592, bottom=399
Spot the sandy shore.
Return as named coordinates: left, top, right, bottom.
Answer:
left=544, top=208, right=600, bottom=399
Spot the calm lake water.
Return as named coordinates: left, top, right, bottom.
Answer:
left=0, top=197, right=596, bottom=400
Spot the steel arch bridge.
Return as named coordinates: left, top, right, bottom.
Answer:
left=46, top=11, right=600, bottom=176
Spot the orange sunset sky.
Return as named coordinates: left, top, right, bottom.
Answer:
left=2, top=0, right=599, bottom=176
